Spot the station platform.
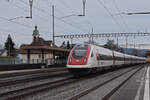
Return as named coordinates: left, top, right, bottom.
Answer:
left=108, top=65, right=150, bottom=100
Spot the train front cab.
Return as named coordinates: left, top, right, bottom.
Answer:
left=146, top=52, right=150, bottom=63
left=67, top=44, right=93, bottom=75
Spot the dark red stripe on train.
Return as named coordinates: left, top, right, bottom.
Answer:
left=68, top=45, right=91, bottom=65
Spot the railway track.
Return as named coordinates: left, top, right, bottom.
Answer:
left=0, top=64, right=145, bottom=100
left=0, top=68, right=71, bottom=100
left=0, top=70, right=69, bottom=87
left=0, top=67, right=67, bottom=79
left=0, top=76, right=74, bottom=100
left=67, top=65, right=143, bottom=100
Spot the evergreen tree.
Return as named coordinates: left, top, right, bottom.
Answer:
left=104, top=40, right=118, bottom=51
left=60, top=41, right=65, bottom=48
left=67, top=41, right=70, bottom=49
left=5, top=34, right=15, bottom=56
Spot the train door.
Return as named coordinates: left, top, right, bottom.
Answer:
left=112, top=51, right=115, bottom=65
left=96, top=49, right=99, bottom=66
left=92, top=47, right=97, bottom=67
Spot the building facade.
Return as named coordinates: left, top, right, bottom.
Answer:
left=19, top=26, right=70, bottom=64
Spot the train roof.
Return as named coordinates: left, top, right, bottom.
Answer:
left=87, top=43, right=146, bottom=59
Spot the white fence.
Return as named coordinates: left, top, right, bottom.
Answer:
left=0, top=58, right=67, bottom=65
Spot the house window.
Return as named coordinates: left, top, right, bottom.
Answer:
left=50, top=43, right=53, bottom=47
left=39, top=54, right=41, bottom=58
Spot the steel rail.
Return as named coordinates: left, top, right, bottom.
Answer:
left=0, top=66, right=124, bottom=99
left=1, top=76, right=74, bottom=100
left=67, top=66, right=143, bottom=100
left=1, top=65, right=144, bottom=100
left=0, top=68, right=66, bottom=78
left=0, top=71, right=69, bottom=87
left=101, top=66, right=143, bottom=100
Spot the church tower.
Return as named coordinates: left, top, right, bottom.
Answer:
left=32, top=25, right=40, bottom=41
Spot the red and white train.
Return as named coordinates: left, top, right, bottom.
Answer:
left=67, top=43, right=146, bottom=75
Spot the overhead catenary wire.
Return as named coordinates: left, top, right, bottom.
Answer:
left=20, top=1, right=71, bottom=33
left=19, top=0, right=88, bottom=32
left=19, top=0, right=52, bottom=20
left=12, top=1, right=72, bottom=35
left=52, top=1, right=91, bottom=32
left=55, top=9, right=89, bottom=32
left=44, top=0, right=92, bottom=31
left=112, top=0, right=130, bottom=31
left=14, top=0, right=91, bottom=33
left=0, top=27, right=26, bottom=35
left=43, top=0, right=75, bottom=33
left=44, top=0, right=84, bottom=41
left=0, top=17, right=33, bottom=29
left=0, top=16, right=52, bottom=34
left=6, top=1, right=51, bottom=24
left=60, top=0, right=93, bottom=27
left=111, top=0, right=130, bottom=46
left=0, top=13, right=53, bottom=35
left=58, top=0, right=76, bottom=14
left=54, top=0, right=93, bottom=31
left=7, top=0, right=73, bottom=34
left=53, top=6, right=84, bottom=28
left=8, top=0, right=87, bottom=39
left=96, top=0, right=126, bottom=32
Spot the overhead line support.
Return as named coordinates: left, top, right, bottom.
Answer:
left=54, top=32, right=150, bottom=39
left=52, top=5, right=55, bottom=45
left=29, top=0, right=33, bottom=19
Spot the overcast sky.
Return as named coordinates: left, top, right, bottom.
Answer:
left=0, top=0, right=150, bottom=47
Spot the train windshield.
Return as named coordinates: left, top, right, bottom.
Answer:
left=72, top=44, right=88, bottom=59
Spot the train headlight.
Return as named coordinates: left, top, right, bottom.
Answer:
left=69, top=58, right=72, bottom=62
left=84, top=58, right=87, bottom=62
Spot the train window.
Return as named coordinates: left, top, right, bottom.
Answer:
left=147, top=55, right=150, bottom=58
left=99, top=54, right=112, bottom=60
left=72, top=44, right=88, bottom=59
left=115, top=56, right=124, bottom=61
left=125, top=57, right=130, bottom=61
left=91, top=51, right=94, bottom=57
left=97, top=54, right=101, bottom=60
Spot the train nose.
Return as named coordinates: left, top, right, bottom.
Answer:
left=69, top=58, right=72, bottom=62
left=68, top=57, right=88, bottom=65
left=83, top=58, right=87, bottom=62
left=67, top=44, right=91, bottom=65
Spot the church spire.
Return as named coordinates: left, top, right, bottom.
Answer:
left=32, top=25, right=40, bottom=41
left=32, top=25, right=40, bottom=37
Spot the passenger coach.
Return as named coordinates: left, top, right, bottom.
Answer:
left=67, top=43, right=146, bottom=75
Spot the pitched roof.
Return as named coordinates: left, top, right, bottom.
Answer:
left=30, top=37, right=57, bottom=47
left=0, top=49, right=6, bottom=56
